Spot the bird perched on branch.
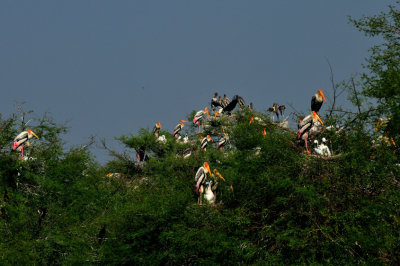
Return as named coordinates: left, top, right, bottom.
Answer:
left=222, top=94, right=230, bottom=107
left=268, top=103, right=285, bottom=122
left=313, top=138, right=331, bottom=156
left=222, top=95, right=245, bottom=114
left=311, top=89, right=326, bottom=113
left=217, top=127, right=228, bottom=152
left=193, top=108, right=209, bottom=132
left=153, top=121, right=161, bottom=138
left=172, top=120, right=188, bottom=138
left=195, top=162, right=211, bottom=205
left=12, top=129, right=39, bottom=159
left=297, top=112, right=324, bottom=154
left=200, top=135, right=213, bottom=150
left=211, top=92, right=222, bottom=111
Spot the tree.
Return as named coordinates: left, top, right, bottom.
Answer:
left=350, top=2, right=400, bottom=140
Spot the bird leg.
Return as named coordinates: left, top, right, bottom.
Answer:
left=304, top=135, right=311, bottom=154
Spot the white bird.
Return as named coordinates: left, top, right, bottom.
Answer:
left=156, top=135, right=167, bottom=144
left=193, top=108, right=209, bottom=132
left=203, top=181, right=215, bottom=204
left=313, top=138, right=331, bottom=156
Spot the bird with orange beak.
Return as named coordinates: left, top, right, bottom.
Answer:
left=311, top=89, right=326, bottom=113
left=200, top=135, right=213, bottom=150
left=193, top=107, right=209, bottom=132
left=12, top=129, right=39, bottom=159
left=172, top=120, right=188, bottom=138
left=195, top=162, right=212, bottom=205
left=152, top=121, right=162, bottom=137
left=217, top=127, right=228, bottom=152
left=297, top=112, right=324, bottom=154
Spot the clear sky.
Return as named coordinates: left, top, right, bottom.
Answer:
left=0, top=1, right=395, bottom=163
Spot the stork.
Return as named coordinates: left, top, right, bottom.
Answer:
left=222, top=95, right=246, bottom=114
left=172, top=120, right=188, bottom=138
left=313, top=138, right=331, bottom=156
left=311, top=89, right=326, bottom=113
left=195, top=162, right=211, bottom=205
left=211, top=92, right=222, bottom=111
left=268, top=103, right=280, bottom=122
left=211, top=168, right=226, bottom=202
left=217, top=127, right=228, bottom=152
left=297, top=112, right=324, bottom=154
left=152, top=121, right=161, bottom=138
left=203, top=180, right=215, bottom=204
left=193, top=108, right=209, bottom=132
left=200, top=135, right=213, bottom=150
left=12, top=129, right=39, bottom=159
left=249, top=116, right=255, bottom=125
left=222, top=94, right=230, bottom=107
left=375, top=118, right=396, bottom=147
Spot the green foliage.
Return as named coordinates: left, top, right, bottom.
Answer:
left=1, top=4, right=400, bottom=264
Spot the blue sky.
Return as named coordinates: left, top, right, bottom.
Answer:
left=0, top=1, right=394, bottom=163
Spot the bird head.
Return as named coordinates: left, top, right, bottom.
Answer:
left=249, top=116, right=254, bottom=125
left=312, top=112, right=324, bottom=125
left=207, top=135, right=213, bottom=142
left=157, top=121, right=161, bottom=129
left=214, top=111, right=219, bottom=118
left=204, top=162, right=211, bottom=174
left=27, top=129, right=39, bottom=139
left=213, top=169, right=226, bottom=181
left=318, top=89, right=326, bottom=103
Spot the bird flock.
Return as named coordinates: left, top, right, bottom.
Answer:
left=11, top=90, right=334, bottom=205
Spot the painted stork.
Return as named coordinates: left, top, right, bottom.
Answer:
left=297, top=112, right=324, bottom=154
left=195, top=162, right=211, bottom=205
left=217, top=127, right=228, bottom=152
left=375, top=118, right=396, bottom=147
left=193, top=108, right=209, bottom=132
left=12, top=129, right=39, bottom=159
left=222, top=95, right=245, bottom=114
left=172, top=120, right=188, bottom=138
left=311, top=89, right=326, bottom=113
left=153, top=121, right=161, bottom=137
left=211, top=92, right=222, bottom=111
left=200, top=135, right=213, bottom=150
left=222, top=94, right=230, bottom=107
left=268, top=103, right=280, bottom=122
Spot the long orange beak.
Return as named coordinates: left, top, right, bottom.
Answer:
left=319, top=89, right=326, bottom=103
left=213, top=169, right=226, bottom=181
left=263, top=128, right=266, bottom=136
left=249, top=116, right=254, bottom=125
left=28, top=129, right=39, bottom=139
left=157, top=121, right=161, bottom=129
left=229, top=184, right=233, bottom=192
left=204, top=162, right=211, bottom=174
left=222, top=127, right=225, bottom=134
left=312, top=112, right=323, bottom=125
left=375, top=118, right=382, bottom=132
left=205, top=107, right=209, bottom=118
left=207, top=135, right=213, bottom=142
left=214, top=111, right=219, bottom=118
left=180, top=120, right=188, bottom=123
left=390, top=137, right=397, bottom=147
